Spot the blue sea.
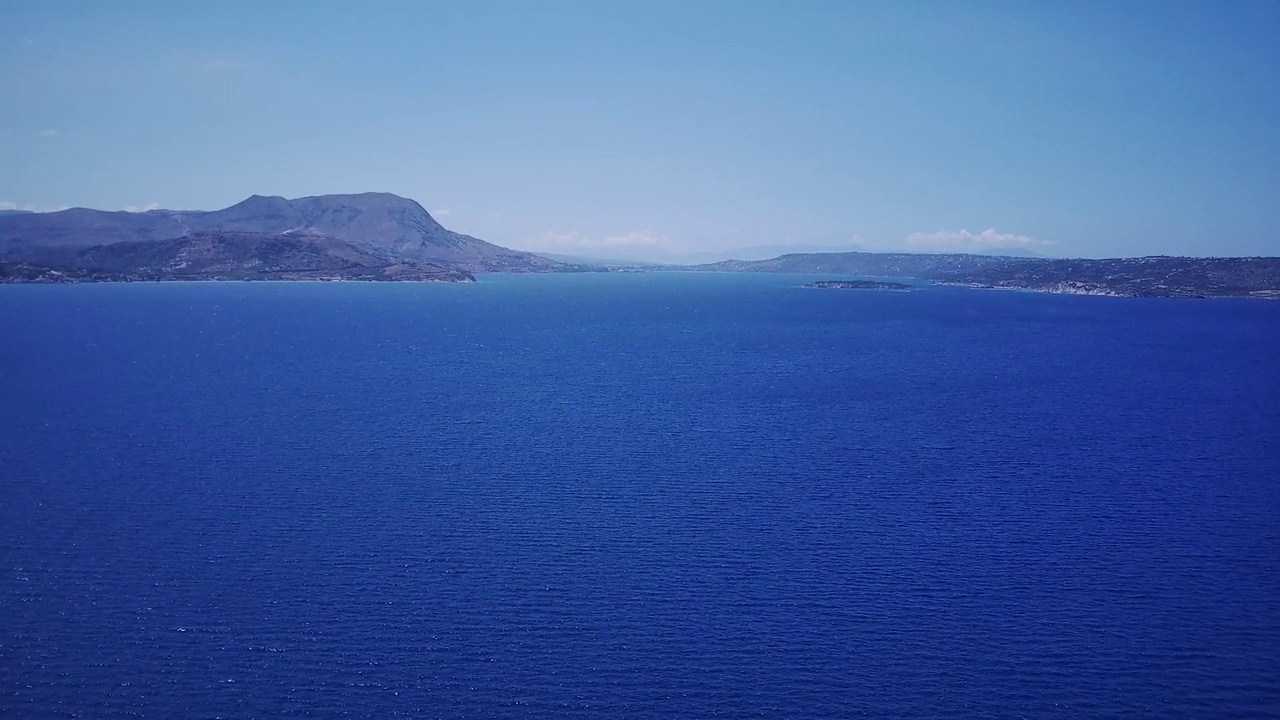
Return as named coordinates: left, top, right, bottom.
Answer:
left=2, top=273, right=1278, bottom=719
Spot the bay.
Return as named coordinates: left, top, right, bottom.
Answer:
left=2, top=273, right=1278, bottom=718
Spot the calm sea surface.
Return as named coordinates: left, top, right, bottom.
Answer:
left=2, top=273, right=1278, bottom=718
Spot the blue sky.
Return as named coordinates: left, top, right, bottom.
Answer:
left=2, top=1, right=1277, bottom=257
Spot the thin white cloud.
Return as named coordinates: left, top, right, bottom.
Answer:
left=431, top=208, right=451, bottom=218
left=904, top=228, right=1052, bottom=253
left=124, top=202, right=161, bottom=213
left=39, top=129, right=60, bottom=138
left=21, top=37, right=35, bottom=46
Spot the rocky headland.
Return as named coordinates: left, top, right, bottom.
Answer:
left=0, top=193, right=565, bottom=283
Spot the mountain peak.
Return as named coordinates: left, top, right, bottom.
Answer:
left=0, top=192, right=563, bottom=273
left=293, top=191, right=429, bottom=214
left=224, top=194, right=292, bottom=215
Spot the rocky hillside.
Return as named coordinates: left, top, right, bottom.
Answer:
left=0, top=231, right=472, bottom=283
left=0, top=193, right=561, bottom=276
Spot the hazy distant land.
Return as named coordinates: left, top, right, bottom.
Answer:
left=698, top=253, right=1280, bottom=299
left=1, top=193, right=1277, bottom=297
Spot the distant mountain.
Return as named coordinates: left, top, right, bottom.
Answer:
left=696, top=251, right=1280, bottom=298
left=699, top=251, right=1007, bottom=275
left=0, top=209, right=34, bottom=217
left=187, top=193, right=559, bottom=272
left=529, top=243, right=1044, bottom=266
left=971, top=247, right=1044, bottom=258
left=534, top=251, right=657, bottom=268
left=670, top=243, right=871, bottom=264
left=0, top=208, right=190, bottom=250
left=0, top=193, right=561, bottom=275
left=531, top=243, right=871, bottom=266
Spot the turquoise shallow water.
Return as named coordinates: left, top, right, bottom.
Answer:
left=2, top=273, right=1279, bottom=718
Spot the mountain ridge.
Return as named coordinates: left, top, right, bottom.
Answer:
left=0, top=193, right=561, bottom=274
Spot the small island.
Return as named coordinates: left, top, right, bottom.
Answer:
left=804, top=280, right=912, bottom=290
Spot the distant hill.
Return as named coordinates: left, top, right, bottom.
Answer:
left=13, top=230, right=475, bottom=282
left=697, top=251, right=1280, bottom=298
left=970, top=246, right=1044, bottom=258
left=668, top=244, right=871, bottom=264
left=529, top=243, right=1043, bottom=265
left=0, top=193, right=561, bottom=276
left=532, top=243, right=872, bottom=266
left=534, top=252, right=658, bottom=268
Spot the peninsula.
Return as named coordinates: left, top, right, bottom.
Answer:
left=700, top=253, right=1280, bottom=299
left=0, top=193, right=567, bottom=283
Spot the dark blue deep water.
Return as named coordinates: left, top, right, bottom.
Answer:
left=2, top=273, right=1279, bottom=719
